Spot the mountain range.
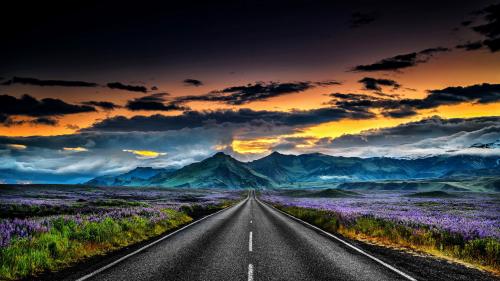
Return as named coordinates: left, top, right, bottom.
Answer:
left=86, top=152, right=500, bottom=189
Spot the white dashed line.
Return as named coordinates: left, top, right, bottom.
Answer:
left=248, top=264, right=254, bottom=281
left=249, top=231, right=253, bottom=252
left=250, top=220, right=252, bottom=224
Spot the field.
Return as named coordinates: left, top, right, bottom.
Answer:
left=0, top=185, right=243, bottom=280
left=260, top=189, right=500, bottom=274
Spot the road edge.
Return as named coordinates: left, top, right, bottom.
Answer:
left=74, top=193, right=250, bottom=281
left=255, top=195, right=418, bottom=281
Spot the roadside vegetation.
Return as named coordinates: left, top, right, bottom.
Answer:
left=0, top=185, right=242, bottom=280
left=262, top=190, right=500, bottom=275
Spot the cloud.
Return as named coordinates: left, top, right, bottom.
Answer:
left=484, top=37, right=500, bottom=52
left=86, top=107, right=373, bottom=132
left=1, top=77, right=98, bottom=87
left=175, top=80, right=339, bottom=105
left=461, top=4, right=500, bottom=52
left=352, top=47, right=450, bottom=72
left=126, top=93, right=188, bottom=111
left=349, top=12, right=376, bottom=28
left=358, top=77, right=401, bottom=91
left=0, top=127, right=238, bottom=182
left=183, top=79, right=203, bottom=87
left=7, top=144, right=26, bottom=150
left=82, top=101, right=120, bottom=110
left=63, top=147, right=88, bottom=152
left=106, top=82, right=148, bottom=93
left=326, top=116, right=500, bottom=148
left=329, top=83, right=500, bottom=118
left=30, top=117, right=58, bottom=126
left=0, top=94, right=96, bottom=125
left=0, top=77, right=154, bottom=93
left=472, top=4, right=500, bottom=39
left=123, top=149, right=167, bottom=159
left=456, top=41, right=484, bottom=51
left=297, top=116, right=500, bottom=158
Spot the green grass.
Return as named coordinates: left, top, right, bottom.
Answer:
left=0, top=205, right=233, bottom=280
left=274, top=205, right=500, bottom=274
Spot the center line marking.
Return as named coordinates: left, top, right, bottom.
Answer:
left=249, top=231, right=253, bottom=252
left=250, top=220, right=252, bottom=224
left=248, top=264, right=254, bottom=281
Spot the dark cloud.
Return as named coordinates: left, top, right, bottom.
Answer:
left=82, top=101, right=120, bottom=110
left=86, top=107, right=373, bottom=132
left=175, top=80, right=339, bottom=105
left=1, top=76, right=98, bottom=87
left=483, top=37, right=500, bottom=52
left=30, top=117, right=58, bottom=126
left=126, top=93, right=187, bottom=111
left=472, top=4, right=500, bottom=39
left=349, top=12, right=376, bottom=28
left=329, top=83, right=500, bottom=118
left=464, top=3, right=500, bottom=52
left=106, top=82, right=148, bottom=93
left=358, top=77, right=401, bottom=91
left=456, top=41, right=484, bottom=51
left=352, top=47, right=450, bottom=72
left=381, top=107, right=418, bottom=118
left=151, top=86, right=158, bottom=91
left=326, top=115, right=500, bottom=148
left=0, top=94, right=96, bottom=118
left=183, top=79, right=203, bottom=87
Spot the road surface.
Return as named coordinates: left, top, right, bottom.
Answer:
left=58, top=191, right=498, bottom=281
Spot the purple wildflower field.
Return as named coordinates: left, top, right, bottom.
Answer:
left=261, top=191, right=500, bottom=241
left=0, top=185, right=242, bottom=248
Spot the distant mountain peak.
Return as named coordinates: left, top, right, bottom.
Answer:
left=212, top=151, right=232, bottom=158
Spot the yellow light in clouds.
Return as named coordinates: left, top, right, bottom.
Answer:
left=7, top=144, right=27, bottom=150
left=231, top=138, right=279, bottom=154
left=63, top=147, right=88, bottom=152
left=123, top=149, right=167, bottom=158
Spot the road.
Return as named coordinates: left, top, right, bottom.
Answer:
left=66, top=191, right=426, bottom=281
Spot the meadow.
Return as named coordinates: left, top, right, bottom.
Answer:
left=260, top=189, right=500, bottom=274
left=0, top=185, right=243, bottom=280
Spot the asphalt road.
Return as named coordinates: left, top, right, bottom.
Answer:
left=63, top=191, right=498, bottom=281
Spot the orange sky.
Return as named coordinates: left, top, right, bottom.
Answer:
left=1, top=48, right=499, bottom=156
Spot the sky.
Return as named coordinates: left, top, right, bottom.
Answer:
left=0, top=0, right=499, bottom=183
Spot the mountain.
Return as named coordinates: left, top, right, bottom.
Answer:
left=249, top=152, right=500, bottom=184
left=470, top=140, right=500, bottom=149
left=146, top=152, right=276, bottom=188
left=86, top=167, right=173, bottom=186
left=248, top=152, right=412, bottom=183
left=86, top=152, right=500, bottom=189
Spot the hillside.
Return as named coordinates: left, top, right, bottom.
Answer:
left=146, top=152, right=276, bottom=188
